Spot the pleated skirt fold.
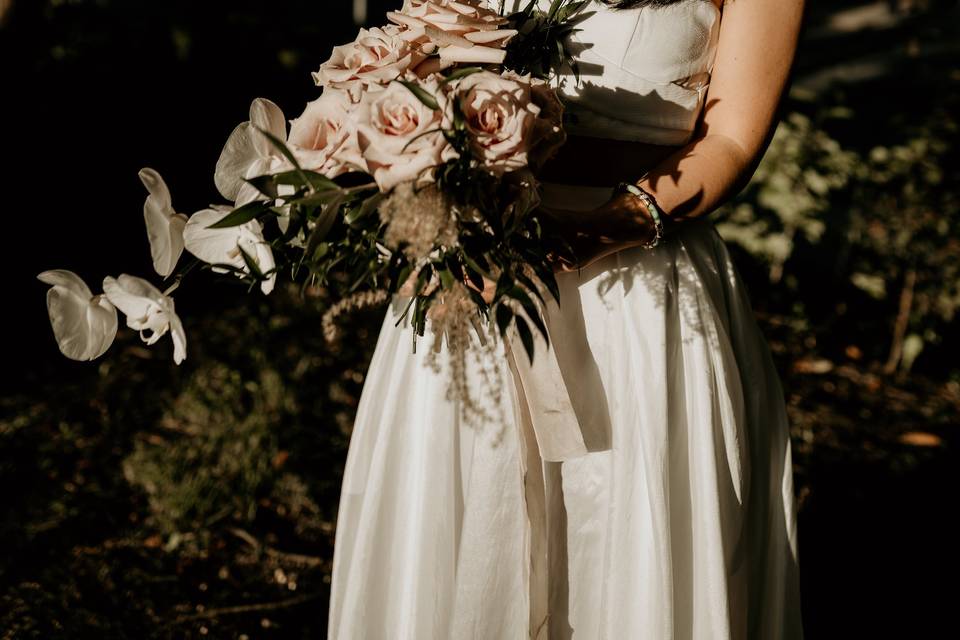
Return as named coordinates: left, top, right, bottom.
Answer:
left=328, top=183, right=803, bottom=640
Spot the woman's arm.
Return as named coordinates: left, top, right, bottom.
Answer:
left=547, top=0, right=806, bottom=270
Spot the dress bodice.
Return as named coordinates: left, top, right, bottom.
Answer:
left=519, top=0, right=722, bottom=144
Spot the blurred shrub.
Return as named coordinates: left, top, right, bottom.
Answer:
left=848, top=112, right=960, bottom=372
left=717, top=111, right=859, bottom=284
left=123, top=363, right=287, bottom=544
left=718, top=104, right=960, bottom=374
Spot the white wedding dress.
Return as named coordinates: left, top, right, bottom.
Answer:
left=329, top=2, right=803, bottom=638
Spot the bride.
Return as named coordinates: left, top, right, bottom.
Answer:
left=329, top=0, right=805, bottom=638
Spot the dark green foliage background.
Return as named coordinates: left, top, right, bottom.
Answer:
left=1, top=1, right=958, bottom=638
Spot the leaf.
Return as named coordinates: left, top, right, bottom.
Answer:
left=515, top=314, right=535, bottom=363
left=401, top=127, right=444, bottom=153
left=518, top=0, right=538, bottom=19
left=510, top=286, right=549, bottom=345
left=304, top=192, right=345, bottom=257
left=294, top=189, right=347, bottom=208
left=275, top=168, right=339, bottom=192
left=516, top=271, right=546, bottom=306
left=445, top=254, right=464, bottom=281
left=464, top=288, right=491, bottom=317
left=535, top=264, right=561, bottom=304
left=495, top=303, right=513, bottom=337
left=438, top=265, right=455, bottom=290
left=547, top=0, right=565, bottom=20
left=466, top=251, right=491, bottom=274
left=396, top=79, right=439, bottom=111
left=255, top=126, right=315, bottom=188
left=281, top=206, right=304, bottom=242
left=394, top=264, right=413, bottom=294
left=206, top=201, right=267, bottom=229
left=206, top=262, right=248, bottom=276
left=237, top=246, right=265, bottom=280
left=441, top=66, right=483, bottom=84
left=415, top=263, right=434, bottom=296
left=313, top=241, right=330, bottom=260
left=345, top=192, right=385, bottom=225
left=556, top=0, right=590, bottom=23
left=245, top=175, right=279, bottom=200
left=460, top=253, right=489, bottom=280
left=451, top=97, right=467, bottom=132
left=463, top=264, right=485, bottom=293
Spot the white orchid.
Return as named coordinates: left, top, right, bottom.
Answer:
left=37, top=270, right=118, bottom=361
left=138, top=168, right=187, bottom=277
left=214, top=98, right=291, bottom=207
left=183, top=208, right=277, bottom=295
left=102, top=274, right=187, bottom=364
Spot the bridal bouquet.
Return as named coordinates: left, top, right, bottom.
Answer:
left=39, top=1, right=590, bottom=405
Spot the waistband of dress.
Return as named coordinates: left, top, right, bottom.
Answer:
left=539, top=181, right=615, bottom=212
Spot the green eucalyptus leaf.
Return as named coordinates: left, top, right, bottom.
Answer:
left=495, top=302, right=513, bottom=337
left=207, top=262, right=246, bottom=276
left=285, top=203, right=310, bottom=240
left=445, top=255, right=465, bottom=282
left=515, top=314, right=535, bottom=363
left=512, top=290, right=549, bottom=346
left=452, top=97, right=467, bottom=131
left=415, top=263, right=435, bottom=295
left=547, top=0, right=565, bottom=20
left=467, top=252, right=491, bottom=274
left=245, top=175, right=279, bottom=200
left=254, top=126, right=319, bottom=190
left=256, top=127, right=302, bottom=170
left=395, top=263, right=413, bottom=293
left=464, top=264, right=485, bottom=292
left=516, top=271, right=546, bottom=306
left=536, top=265, right=561, bottom=303
left=237, top=245, right=265, bottom=280
left=275, top=168, right=339, bottom=191
left=206, top=201, right=267, bottom=229
left=345, top=192, right=385, bottom=225
left=401, top=127, right=444, bottom=153
left=556, top=0, right=590, bottom=23
left=304, top=192, right=345, bottom=257
left=441, top=66, right=484, bottom=83
left=396, top=79, right=440, bottom=111
left=438, top=265, right=455, bottom=290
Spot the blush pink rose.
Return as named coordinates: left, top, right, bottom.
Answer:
left=447, top=70, right=547, bottom=174
left=388, top=0, right=517, bottom=68
left=352, top=74, right=450, bottom=191
left=312, top=26, right=424, bottom=101
left=287, top=88, right=363, bottom=176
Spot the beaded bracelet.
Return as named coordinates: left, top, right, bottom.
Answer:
left=614, top=182, right=665, bottom=249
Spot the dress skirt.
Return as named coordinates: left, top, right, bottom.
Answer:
left=328, top=183, right=804, bottom=639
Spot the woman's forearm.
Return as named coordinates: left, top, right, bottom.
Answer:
left=547, top=0, right=805, bottom=271
left=635, top=132, right=754, bottom=224
left=543, top=132, right=758, bottom=268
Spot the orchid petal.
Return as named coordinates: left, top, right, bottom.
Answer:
left=139, top=168, right=187, bottom=277
left=249, top=98, right=287, bottom=158
left=214, top=122, right=258, bottom=201
left=169, top=313, right=187, bottom=365
left=38, top=270, right=117, bottom=361
left=102, top=274, right=165, bottom=321
left=102, top=274, right=187, bottom=364
left=234, top=156, right=281, bottom=207
left=38, top=269, right=93, bottom=298
left=182, top=209, right=247, bottom=269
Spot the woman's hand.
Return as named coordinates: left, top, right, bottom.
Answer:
left=540, top=194, right=658, bottom=272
